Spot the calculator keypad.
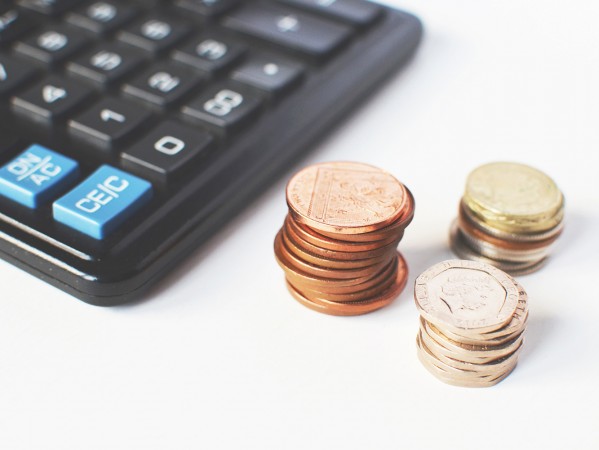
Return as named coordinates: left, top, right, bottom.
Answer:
left=0, top=0, right=421, bottom=303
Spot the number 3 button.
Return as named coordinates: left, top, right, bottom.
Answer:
left=121, top=121, right=214, bottom=183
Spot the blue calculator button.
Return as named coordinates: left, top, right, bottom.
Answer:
left=0, top=145, right=79, bottom=208
left=53, top=165, right=153, bottom=240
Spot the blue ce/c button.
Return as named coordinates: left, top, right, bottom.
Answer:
left=0, top=145, right=79, bottom=208
left=53, top=165, right=153, bottom=240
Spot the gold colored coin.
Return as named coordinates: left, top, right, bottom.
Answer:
left=463, top=162, right=563, bottom=233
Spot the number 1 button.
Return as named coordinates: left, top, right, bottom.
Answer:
left=69, top=98, right=152, bottom=150
left=121, top=121, right=213, bottom=183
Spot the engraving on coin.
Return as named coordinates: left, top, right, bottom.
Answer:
left=287, top=162, right=406, bottom=234
left=415, top=260, right=519, bottom=333
left=465, top=162, right=562, bottom=220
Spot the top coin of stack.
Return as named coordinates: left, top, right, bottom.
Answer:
left=450, top=162, right=564, bottom=275
left=274, top=162, right=415, bottom=316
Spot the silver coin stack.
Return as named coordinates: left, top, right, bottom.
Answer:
left=414, top=260, right=529, bottom=388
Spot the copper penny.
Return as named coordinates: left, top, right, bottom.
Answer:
left=289, top=258, right=397, bottom=295
left=311, top=187, right=415, bottom=243
left=299, top=256, right=399, bottom=303
left=282, top=224, right=397, bottom=269
left=285, top=215, right=402, bottom=256
left=275, top=230, right=389, bottom=279
left=286, top=252, right=409, bottom=316
left=286, top=162, right=408, bottom=235
left=274, top=235, right=373, bottom=288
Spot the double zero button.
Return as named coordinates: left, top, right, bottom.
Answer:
left=0, top=145, right=153, bottom=240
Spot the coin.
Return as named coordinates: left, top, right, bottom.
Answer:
left=285, top=217, right=401, bottom=261
left=413, top=260, right=528, bottom=387
left=450, top=224, right=548, bottom=276
left=463, top=162, right=564, bottom=233
left=286, top=253, right=408, bottom=316
left=451, top=163, right=565, bottom=275
left=286, top=162, right=408, bottom=235
left=414, top=259, right=520, bottom=335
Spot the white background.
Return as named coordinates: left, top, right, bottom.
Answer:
left=1, top=1, right=598, bottom=449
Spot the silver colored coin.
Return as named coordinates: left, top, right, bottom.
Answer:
left=455, top=221, right=550, bottom=263
left=450, top=225, right=548, bottom=276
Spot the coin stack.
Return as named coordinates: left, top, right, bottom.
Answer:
left=414, top=260, right=528, bottom=388
left=450, top=162, right=565, bottom=276
left=274, top=162, right=415, bottom=316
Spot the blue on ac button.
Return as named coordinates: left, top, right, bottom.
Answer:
left=53, top=165, right=153, bottom=240
left=0, top=145, right=79, bottom=208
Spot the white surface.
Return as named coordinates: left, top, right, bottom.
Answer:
left=1, top=1, right=598, bottom=449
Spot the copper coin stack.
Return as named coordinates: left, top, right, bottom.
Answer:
left=274, top=162, right=415, bottom=316
left=414, top=260, right=528, bottom=387
left=451, top=162, right=565, bottom=276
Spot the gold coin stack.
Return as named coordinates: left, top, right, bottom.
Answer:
left=274, top=162, right=415, bottom=316
left=414, top=260, right=528, bottom=387
left=450, top=162, right=565, bottom=276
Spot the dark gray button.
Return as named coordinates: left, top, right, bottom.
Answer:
left=121, top=120, right=213, bottom=183
left=181, top=83, right=262, bottom=133
left=11, top=76, right=94, bottom=124
left=67, top=44, right=145, bottom=87
left=122, top=63, right=203, bottom=108
left=277, top=0, right=382, bottom=26
left=69, top=98, right=152, bottom=150
left=222, top=3, right=353, bottom=59
left=14, top=25, right=92, bottom=65
left=231, top=55, right=304, bottom=97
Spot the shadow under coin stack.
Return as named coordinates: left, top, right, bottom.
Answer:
left=414, top=260, right=528, bottom=387
left=450, top=162, right=564, bottom=276
left=274, top=162, right=415, bottom=316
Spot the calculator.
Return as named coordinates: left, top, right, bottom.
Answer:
left=0, top=0, right=422, bottom=306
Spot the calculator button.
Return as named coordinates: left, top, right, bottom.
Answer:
left=0, top=55, right=37, bottom=98
left=0, top=7, right=36, bottom=43
left=121, top=120, right=213, bottom=183
left=181, top=83, right=262, bottom=132
left=53, top=165, right=152, bottom=240
left=231, top=55, right=303, bottom=97
left=173, top=0, right=241, bottom=18
left=122, top=63, right=202, bottom=108
left=65, top=1, right=138, bottom=35
left=0, top=145, right=79, bottom=208
left=171, top=35, right=247, bottom=76
left=67, top=44, right=145, bottom=87
left=17, top=0, right=84, bottom=16
left=277, top=0, right=382, bottom=26
left=222, top=4, right=352, bottom=59
left=68, top=98, right=152, bottom=150
left=14, top=25, right=92, bottom=66
left=11, top=76, right=93, bottom=124
left=117, top=16, right=192, bottom=54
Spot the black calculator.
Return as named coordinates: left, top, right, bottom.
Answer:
left=0, top=0, right=422, bottom=306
